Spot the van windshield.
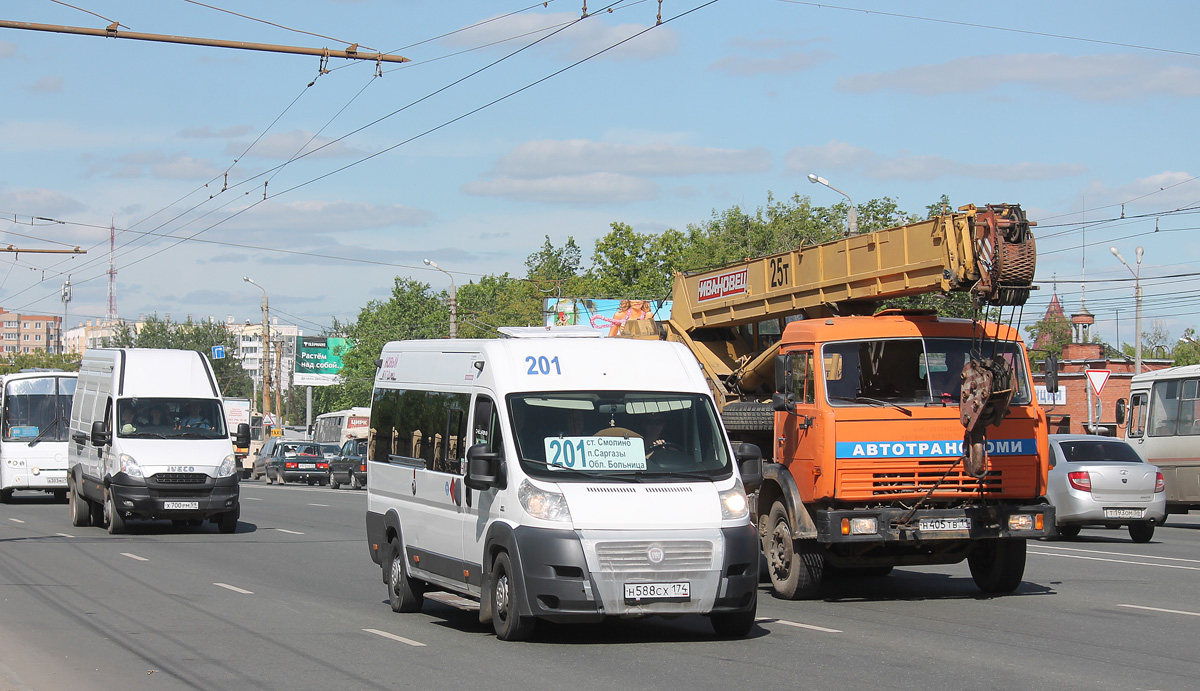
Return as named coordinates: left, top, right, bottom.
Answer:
left=508, top=391, right=732, bottom=482
left=116, top=398, right=227, bottom=439
left=823, top=337, right=1031, bottom=407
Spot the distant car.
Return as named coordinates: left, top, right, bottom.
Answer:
left=329, top=438, right=368, bottom=490
left=251, top=438, right=281, bottom=481
left=1047, top=434, right=1166, bottom=543
left=264, top=442, right=329, bottom=486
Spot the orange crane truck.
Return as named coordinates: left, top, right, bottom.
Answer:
left=642, top=204, right=1053, bottom=598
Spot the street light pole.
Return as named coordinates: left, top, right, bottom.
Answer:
left=1110, top=246, right=1143, bottom=374
left=808, top=173, right=859, bottom=235
left=244, top=276, right=271, bottom=443
left=423, top=259, right=457, bottom=338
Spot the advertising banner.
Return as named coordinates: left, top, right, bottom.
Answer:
left=294, top=336, right=351, bottom=386
left=543, top=298, right=673, bottom=337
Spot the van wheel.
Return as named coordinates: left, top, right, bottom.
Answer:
left=968, top=538, right=1026, bottom=593
left=329, top=472, right=340, bottom=490
left=0, top=489, right=11, bottom=503
left=105, top=489, right=125, bottom=535
left=1128, top=521, right=1154, bottom=543
left=388, top=538, right=424, bottom=613
left=491, top=552, right=536, bottom=641
left=710, top=589, right=757, bottom=638
left=765, top=500, right=823, bottom=599
left=217, top=507, right=239, bottom=534
left=69, top=478, right=91, bottom=527
left=89, top=492, right=104, bottom=526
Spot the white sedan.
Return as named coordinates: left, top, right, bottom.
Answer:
left=1047, top=434, right=1166, bottom=543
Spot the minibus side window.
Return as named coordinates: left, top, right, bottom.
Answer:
left=1128, top=393, right=1147, bottom=438
left=1180, top=380, right=1200, bottom=436
left=1149, top=380, right=1180, bottom=437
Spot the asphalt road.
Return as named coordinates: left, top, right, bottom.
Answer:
left=2, top=483, right=1197, bottom=691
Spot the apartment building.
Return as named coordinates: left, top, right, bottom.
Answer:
left=0, top=309, right=64, bottom=354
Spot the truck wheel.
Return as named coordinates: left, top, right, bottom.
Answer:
left=491, top=552, right=536, bottom=641
left=388, top=537, right=424, bottom=613
left=710, top=589, right=757, bottom=638
left=968, top=538, right=1026, bottom=593
left=69, top=478, right=91, bottom=527
left=105, top=488, right=125, bottom=535
left=765, top=500, right=823, bottom=599
left=1128, top=521, right=1154, bottom=543
left=329, top=472, right=340, bottom=490
left=1056, top=524, right=1081, bottom=540
left=217, top=507, right=239, bottom=534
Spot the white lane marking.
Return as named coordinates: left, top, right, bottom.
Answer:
left=275, top=528, right=304, bottom=535
left=55, top=532, right=74, bottom=538
left=762, top=618, right=842, bottom=633
left=307, top=503, right=329, bottom=507
left=1036, top=543, right=1200, bottom=565
left=244, top=497, right=262, bottom=501
left=8, top=518, right=25, bottom=524
left=121, top=553, right=149, bottom=562
left=363, top=628, right=426, bottom=647
left=214, top=582, right=254, bottom=594
left=1118, top=604, right=1200, bottom=618
left=1030, top=550, right=1200, bottom=571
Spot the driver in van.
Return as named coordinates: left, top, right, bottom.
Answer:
left=179, top=402, right=212, bottom=430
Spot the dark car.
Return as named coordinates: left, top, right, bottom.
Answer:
left=251, top=438, right=281, bottom=481
left=264, top=442, right=329, bottom=486
left=329, top=438, right=368, bottom=490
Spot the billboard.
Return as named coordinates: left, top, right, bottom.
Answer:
left=543, top=298, right=673, bottom=337
left=294, top=336, right=351, bottom=387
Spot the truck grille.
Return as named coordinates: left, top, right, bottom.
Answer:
left=837, top=458, right=1039, bottom=499
left=595, top=540, right=714, bottom=571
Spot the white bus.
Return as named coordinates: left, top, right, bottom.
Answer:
left=312, top=407, right=370, bottom=444
left=1121, top=364, right=1200, bottom=516
left=0, top=370, right=78, bottom=503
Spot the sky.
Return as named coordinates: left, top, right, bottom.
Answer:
left=1, top=0, right=1198, bottom=350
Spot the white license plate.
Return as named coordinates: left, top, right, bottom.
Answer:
left=1104, top=508, right=1145, bottom=519
left=624, top=581, right=690, bottom=601
left=164, top=501, right=199, bottom=510
left=299, top=464, right=316, bottom=470
left=46, top=477, right=67, bottom=484
left=919, top=517, right=971, bottom=531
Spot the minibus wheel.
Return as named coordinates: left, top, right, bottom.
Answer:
left=105, top=489, right=125, bottom=535
left=388, top=537, right=424, bottom=613
left=710, top=589, right=757, bottom=638
left=491, top=552, right=536, bottom=641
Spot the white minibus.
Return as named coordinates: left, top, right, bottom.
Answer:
left=0, top=370, right=77, bottom=502
left=1120, top=364, right=1200, bottom=515
left=364, top=337, right=763, bottom=640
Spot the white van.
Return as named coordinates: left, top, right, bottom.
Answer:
left=364, top=338, right=763, bottom=640
left=67, top=348, right=249, bottom=534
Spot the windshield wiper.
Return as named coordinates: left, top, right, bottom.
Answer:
left=643, top=470, right=716, bottom=481
left=123, top=432, right=167, bottom=439
left=830, top=396, right=913, bottom=416
left=521, top=457, right=640, bottom=482
left=27, top=418, right=58, bottom=447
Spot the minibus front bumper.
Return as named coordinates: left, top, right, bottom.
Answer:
left=108, top=471, right=239, bottom=520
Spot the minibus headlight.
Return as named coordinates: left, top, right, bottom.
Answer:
left=119, top=454, right=143, bottom=480
left=217, top=454, right=237, bottom=478
left=518, top=479, right=571, bottom=522
left=719, top=479, right=749, bottom=520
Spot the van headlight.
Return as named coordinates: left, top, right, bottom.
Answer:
left=217, top=454, right=237, bottom=478
left=518, top=479, right=571, bottom=522
left=119, top=454, right=143, bottom=479
left=719, top=479, right=749, bottom=520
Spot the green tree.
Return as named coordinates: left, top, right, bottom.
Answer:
left=1175, top=328, right=1200, bottom=366
left=105, top=315, right=251, bottom=396
left=589, top=222, right=685, bottom=298
left=1024, top=310, right=1073, bottom=362
left=0, top=351, right=81, bottom=374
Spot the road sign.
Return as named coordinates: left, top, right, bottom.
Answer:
left=211, top=345, right=225, bottom=359
left=263, top=413, right=276, bottom=426
left=1085, top=369, right=1112, bottom=395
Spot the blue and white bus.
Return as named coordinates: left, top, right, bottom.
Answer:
left=0, top=370, right=77, bottom=502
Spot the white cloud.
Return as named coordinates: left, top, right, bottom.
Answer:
left=179, top=125, right=255, bottom=139
left=492, top=139, right=770, bottom=178
left=0, top=185, right=87, bottom=217
left=0, top=41, right=15, bottom=59
left=224, top=130, right=365, bottom=160
left=27, top=76, right=62, bottom=93
left=785, top=140, right=1086, bottom=182
left=220, top=199, right=433, bottom=234
left=708, top=50, right=833, bottom=77
left=839, top=53, right=1200, bottom=102
left=86, top=151, right=224, bottom=181
left=441, top=11, right=677, bottom=61
left=462, top=173, right=659, bottom=204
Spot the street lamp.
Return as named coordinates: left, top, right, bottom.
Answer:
left=808, top=173, right=859, bottom=235
left=1110, top=246, right=1143, bottom=374
left=243, top=276, right=271, bottom=442
left=423, top=259, right=457, bottom=339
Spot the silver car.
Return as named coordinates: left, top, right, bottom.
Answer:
left=1047, top=434, right=1166, bottom=543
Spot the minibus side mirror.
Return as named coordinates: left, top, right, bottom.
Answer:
left=735, top=443, right=763, bottom=494
left=464, top=443, right=505, bottom=490
left=235, top=423, right=251, bottom=447
left=1115, top=398, right=1127, bottom=425
left=90, top=420, right=111, bottom=447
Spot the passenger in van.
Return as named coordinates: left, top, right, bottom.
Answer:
left=119, top=400, right=141, bottom=434
left=179, top=402, right=212, bottom=430
left=138, top=404, right=173, bottom=430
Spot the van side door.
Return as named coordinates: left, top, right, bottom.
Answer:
left=462, top=393, right=504, bottom=596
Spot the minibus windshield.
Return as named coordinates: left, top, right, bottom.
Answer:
left=508, top=391, right=732, bottom=482
left=116, top=398, right=227, bottom=439
left=823, top=337, right=1032, bottom=407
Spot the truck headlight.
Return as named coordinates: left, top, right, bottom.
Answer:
left=217, top=454, right=237, bottom=478
left=719, top=479, right=749, bottom=520
left=518, top=479, right=571, bottom=522
left=119, top=454, right=143, bottom=479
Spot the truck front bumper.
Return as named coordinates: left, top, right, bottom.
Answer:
left=816, top=503, right=1055, bottom=544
